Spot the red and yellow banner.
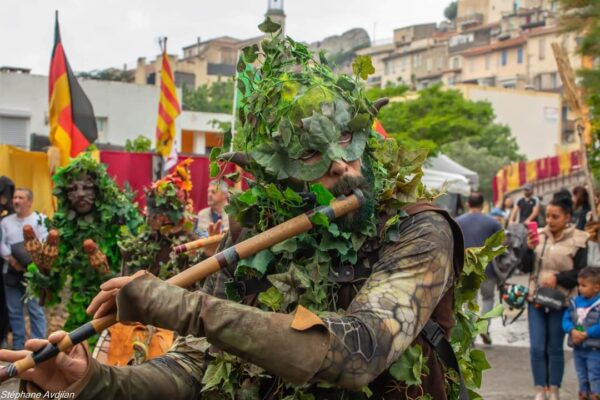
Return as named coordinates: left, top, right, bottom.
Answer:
left=155, top=49, right=181, bottom=158
left=48, top=13, right=97, bottom=166
left=493, top=150, right=583, bottom=203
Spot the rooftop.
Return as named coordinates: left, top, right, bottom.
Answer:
left=460, top=36, right=527, bottom=57
left=182, top=36, right=242, bottom=50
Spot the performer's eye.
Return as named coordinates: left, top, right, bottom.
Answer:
left=339, top=131, right=352, bottom=146
left=299, top=150, right=321, bottom=163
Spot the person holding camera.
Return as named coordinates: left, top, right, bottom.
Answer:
left=525, top=195, right=589, bottom=400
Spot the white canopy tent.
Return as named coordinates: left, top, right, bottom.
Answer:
left=421, top=168, right=471, bottom=197
left=426, top=154, right=479, bottom=190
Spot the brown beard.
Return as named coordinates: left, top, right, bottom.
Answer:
left=329, top=176, right=374, bottom=232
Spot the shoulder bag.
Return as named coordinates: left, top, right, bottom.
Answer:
left=532, top=237, right=566, bottom=310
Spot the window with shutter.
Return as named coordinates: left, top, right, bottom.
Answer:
left=0, top=116, right=28, bottom=149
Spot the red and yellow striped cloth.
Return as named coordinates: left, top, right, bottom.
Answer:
left=493, top=150, right=583, bottom=203
left=155, top=50, right=181, bottom=158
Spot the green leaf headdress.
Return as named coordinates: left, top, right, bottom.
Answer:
left=228, top=18, right=383, bottom=183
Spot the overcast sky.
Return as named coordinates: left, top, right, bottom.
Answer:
left=1, top=0, right=451, bottom=75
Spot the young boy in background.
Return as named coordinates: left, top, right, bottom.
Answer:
left=563, top=267, right=600, bottom=400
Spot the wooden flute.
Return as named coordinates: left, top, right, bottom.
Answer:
left=172, top=233, right=226, bottom=254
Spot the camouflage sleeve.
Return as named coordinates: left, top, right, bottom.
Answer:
left=68, top=336, right=208, bottom=400
left=315, top=211, right=455, bottom=389
left=115, top=212, right=454, bottom=391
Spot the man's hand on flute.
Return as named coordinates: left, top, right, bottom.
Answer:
left=202, top=220, right=222, bottom=257
left=0, top=331, right=88, bottom=391
left=86, top=269, right=146, bottom=319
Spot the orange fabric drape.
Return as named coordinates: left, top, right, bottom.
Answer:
left=0, top=145, right=54, bottom=217
left=526, top=160, right=538, bottom=183
left=506, top=163, right=520, bottom=192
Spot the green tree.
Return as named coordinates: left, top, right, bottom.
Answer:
left=471, top=124, right=525, bottom=161
left=377, top=85, right=493, bottom=147
left=376, top=84, right=524, bottom=199
left=124, top=135, right=152, bottom=152
left=444, top=1, right=458, bottom=21
left=365, top=83, right=410, bottom=101
left=182, top=80, right=234, bottom=113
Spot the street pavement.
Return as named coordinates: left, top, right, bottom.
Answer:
left=0, top=275, right=582, bottom=399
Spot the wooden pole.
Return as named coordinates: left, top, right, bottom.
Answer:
left=551, top=43, right=597, bottom=221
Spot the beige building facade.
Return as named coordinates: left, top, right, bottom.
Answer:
left=132, top=0, right=281, bottom=90
left=134, top=36, right=242, bottom=89
left=356, top=42, right=395, bottom=87
left=457, top=0, right=551, bottom=27
left=526, top=26, right=581, bottom=91
left=460, top=36, right=527, bottom=88
left=381, top=23, right=450, bottom=88
left=456, top=84, right=561, bottom=159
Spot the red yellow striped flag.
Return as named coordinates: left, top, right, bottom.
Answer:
left=48, top=12, right=98, bottom=166
left=155, top=47, right=181, bottom=166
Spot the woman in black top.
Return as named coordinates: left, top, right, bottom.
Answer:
left=572, top=186, right=591, bottom=231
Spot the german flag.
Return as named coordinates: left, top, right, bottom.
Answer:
left=48, top=12, right=97, bottom=166
left=155, top=46, right=181, bottom=160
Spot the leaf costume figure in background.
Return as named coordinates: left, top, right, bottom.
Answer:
left=118, top=159, right=201, bottom=279
left=25, top=153, right=143, bottom=331
left=95, top=160, right=199, bottom=367
left=17, top=20, right=487, bottom=400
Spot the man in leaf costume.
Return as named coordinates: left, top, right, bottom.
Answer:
left=119, top=158, right=200, bottom=279
left=100, top=159, right=198, bottom=367
left=14, top=21, right=471, bottom=400
left=25, top=153, right=143, bottom=331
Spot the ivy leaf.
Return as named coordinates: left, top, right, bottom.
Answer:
left=309, top=183, right=334, bottom=205
left=265, top=183, right=284, bottom=202
left=201, top=359, right=232, bottom=392
left=311, top=212, right=330, bottom=228
left=320, top=233, right=350, bottom=255
left=271, top=237, right=298, bottom=254
left=267, top=269, right=302, bottom=309
left=209, top=162, right=220, bottom=178
left=328, top=222, right=340, bottom=237
left=388, top=344, right=428, bottom=386
left=235, top=249, right=273, bottom=278
left=348, top=113, right=371, bottom=132
left=258, top=17, right=281, bottom=33
left=480, top=304, right=504, bottom=320
left=238, top=189, right=257, bottom=205
left=283, top=187, right=303, bottom=203
left=352, top=55, right=375, bottom=80
left=242, top=44, right=259, bottom=63
left=258, top=286, right=284, bottom=311
left=209, top=147, right=222, bottom=162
